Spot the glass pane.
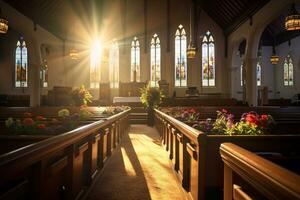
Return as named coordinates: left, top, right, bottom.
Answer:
left=284, top=60, right=288, bottom=86
left=202, top=43, right=208, bottom=86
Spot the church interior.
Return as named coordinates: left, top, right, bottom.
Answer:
left=0, top=0, right=300, bottom=199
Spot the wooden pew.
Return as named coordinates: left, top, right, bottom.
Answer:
left=220, top=143, right=300, bottom=200
left=159, top=106, right=300, bottom=135
left=154, top=108, right=300, bottom=200
left=0, top=108, right=130, bottom=200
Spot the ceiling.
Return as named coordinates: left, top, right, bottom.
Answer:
left=3, top=0, right=299, bottom=45
left=260, top=4, right=300, bottom=46
left=200, top=0, right=271, bottom=35
left=3, top=0, right=104, bottom=40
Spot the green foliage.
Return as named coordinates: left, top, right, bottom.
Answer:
left=140, top=84, right=165, bottom=108
left=71, top=85, right=93, bottom=106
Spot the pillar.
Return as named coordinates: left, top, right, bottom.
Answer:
left=244, top=56, right=257, bottom=106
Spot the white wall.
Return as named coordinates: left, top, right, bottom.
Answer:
left=0, top=0, right=65, bottom=105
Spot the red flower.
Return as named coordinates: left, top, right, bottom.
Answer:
left=260, top=114, right=268, bottom=121
left=36, top=116, right=45, bottom=121
left=23, top=118, right=34, bottom=126
left=221, top=109, right=228, bottom=114
left=37, top=124, right=46, bottom=129
left=245, top=114, right=259, bottom=125
left=23, top=112, right=32, bottom=118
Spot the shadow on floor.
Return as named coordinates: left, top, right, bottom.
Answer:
left=87, top=125, right=185, bottom=200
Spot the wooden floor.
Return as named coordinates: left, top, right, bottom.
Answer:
left=86, top=125, right=186, bottom=200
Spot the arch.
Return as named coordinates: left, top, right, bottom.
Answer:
left=109, top=41, right=119, bottom=89
left=15, top=38, right=28, bottom=87
left=175, top=24, right=187, bottom=87
left=283, top=54, right=294, bottom=86
left=150, top=34, right=161, bottom=87
left=131, top=37, right=140, bottom=82
left=201, top=30, right=215, bottom=87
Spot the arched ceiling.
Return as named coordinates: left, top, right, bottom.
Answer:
left=3, top=0, right=299, bottom=45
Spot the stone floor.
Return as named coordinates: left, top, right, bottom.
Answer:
left=87, top=125, right=186, bottom=200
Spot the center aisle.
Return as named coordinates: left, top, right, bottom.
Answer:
left=87, top=125, right=186, bottom=200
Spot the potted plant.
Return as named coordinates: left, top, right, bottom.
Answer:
left=71, top=85, right=93, bottom=106
left=140, top=84, right=164, bottom=126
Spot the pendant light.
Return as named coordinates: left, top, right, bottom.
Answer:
left=0, top=8, right=8, bottom=34
left=270, top=46, right=279, bottom=65
left=187, top=6, right=196, bottom=58
left=285, top=3, right=300, bottom=31
left=69, top=48, right=79, bottom=60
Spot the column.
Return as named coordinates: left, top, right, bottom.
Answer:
left=244, top=56, right=257, bottom=106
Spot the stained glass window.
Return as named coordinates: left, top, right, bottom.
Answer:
left=109, top=41, right=119, bottom=88
left=284, top=54, right=294, bottom=86
left=202, top=31, right=215, bottom=87
left=175, top=25, right=187, bottom=87
left=15, top=39, right=28, bottom=87
left=150, top=34, right=161, bottom=87
left=131, top=37, right=140, bottom=82
left=90, top=40, right=101, bottom=89
left=257, top=61, right=262, bottom=86
left=40, top=59, right=48, bottom=88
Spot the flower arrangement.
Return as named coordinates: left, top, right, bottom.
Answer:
left=173, top=108, right=200, bottom=123
left=71, top=85, right=93, bottom=106
left=192, top=109, right=275, bottom=135
left=140, top=84, right=164, bottom=108
left=4, top=108, right=95, bottom=135
left=228, top=112, right=275, bottom=135
left=5, top=112, right=48, bottom=135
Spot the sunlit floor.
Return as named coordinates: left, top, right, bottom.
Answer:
left=87, top=125, right=185, bottom=200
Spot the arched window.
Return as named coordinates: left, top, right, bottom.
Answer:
left=257, top=61, right=262, bottom=86
left=240, top=62, right=244, bottom=86
left=150, top=34, right=161, bottom=87
left=40, top=59, right=48, bottom=88
left=175, top=25, right=187, bottom=87
left=90, top=40, right=101, bottom=89
left=109, top=41, right=119, bottom=88
left=202, top=31, right=215, bottom=87
left=283, top=54, right=294, bottom=86
left=15, top=38, right=28, bottom=87
left=131, top=37, right=140, bottom=82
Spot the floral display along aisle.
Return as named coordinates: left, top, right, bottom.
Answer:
left=4, top=106, right=129, bottom=135
left=160, top=108, right=275, bottom=135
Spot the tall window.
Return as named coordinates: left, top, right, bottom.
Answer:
left=131, top=37, right=140, bottom=82
left=257, top=61, right=262, bottom=86
left=90, top=40, right=101, bottom=89
left=202, top=31, right=215, bottom=87
left=109, top=41, right=119, bottom=88
left=40, top=59, right=48, bottom=88
left=283, top=54, right=294, bottom=86
left=150, top=34, right=161, bottom=87
left=240, top=62, right=244, bottom=86
left=15, top=38, right=28, bottom=87
left=175, top=25, right=187, bottom=87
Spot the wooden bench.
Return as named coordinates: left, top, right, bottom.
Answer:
left=220, top=143, right=300, bottom=199
left=0, top=109, right=131, bottom=199
left=154, top=108, right=300, bottom=200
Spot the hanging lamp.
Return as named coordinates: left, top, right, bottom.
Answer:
left=187, top=6, right=196, bottom=58
left=69, top=48, right=79, bottom=60
left=0, top=8, right=8, bottom=34
left=285, top=3, right=300, bottom=31
left=270, top=46, right=279, bottom=65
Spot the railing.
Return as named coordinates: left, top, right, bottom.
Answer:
left=0, top=109, right=131, bottom=200
left=220, top=143, right=300, bottom=200
left=154, top=109, right=206, bottom=200
left=154, top=108, right=300, bottom=200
